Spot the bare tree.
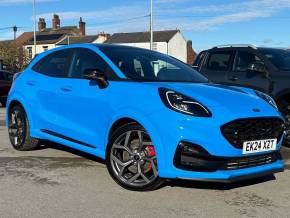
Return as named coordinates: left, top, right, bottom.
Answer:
left=0, top=41, right=29, bottom=73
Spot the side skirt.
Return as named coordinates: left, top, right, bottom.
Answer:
left=40, top=129, right=96, bottom=149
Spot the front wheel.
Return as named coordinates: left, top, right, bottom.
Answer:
left=106, top=123, right=163, bottom=191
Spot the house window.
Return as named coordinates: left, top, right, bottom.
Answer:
left=43, top=46, right=48, bottom=52
left=152, top=43, right=157, bottom=51
left=27, top=47, right=32, bottom=59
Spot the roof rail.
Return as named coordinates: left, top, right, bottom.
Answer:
left=212, top=44, right=257, bottom=49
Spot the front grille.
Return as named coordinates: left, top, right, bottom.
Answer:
left=221, top=152, right=281, bottom=170
left=221, top=118, right=284, bottom=149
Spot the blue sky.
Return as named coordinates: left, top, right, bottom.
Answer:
left=1, top=0, right=290, bottom=51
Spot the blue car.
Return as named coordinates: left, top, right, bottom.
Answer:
left=6, top=44, right=285, bottom=191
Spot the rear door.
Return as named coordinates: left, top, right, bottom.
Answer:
left=30, top=49, right=73, bottom=133
left=199, top=50, right=234, bottom=84
left=227, top=50, right=270, bottom=92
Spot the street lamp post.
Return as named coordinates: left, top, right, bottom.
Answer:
left=33, top=0, right=37, bottom=57
left=150, top=0, right=153, bottom=50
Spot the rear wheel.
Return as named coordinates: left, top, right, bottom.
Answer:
left=8, top=105, right=39, bottom=151
left=106, top=123, right=163, bottom=191
left=279, top=100, right=290, bottom=147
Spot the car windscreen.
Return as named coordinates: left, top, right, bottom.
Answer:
left=99, top=46, right=209, bottom=83
left=259, top=48, right=290, bottom=71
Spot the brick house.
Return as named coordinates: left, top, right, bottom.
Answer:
left=22, top=14, right=85, bottom=58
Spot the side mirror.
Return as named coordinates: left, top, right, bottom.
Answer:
left=248, top=63, right=267, bottom=74
left=83, top=69, right=109, bottom=89
left=192, top=65, right=199, bottom=71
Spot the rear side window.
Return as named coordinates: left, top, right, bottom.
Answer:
left=32, top=49, right=70, bottom=77
left=207, top=51, right=233, bottom=71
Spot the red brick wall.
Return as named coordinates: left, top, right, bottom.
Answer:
left=187, top=40, right=197, bottom=65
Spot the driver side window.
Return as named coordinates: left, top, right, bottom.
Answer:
left=69, top=48, right=117, bottom=80
left=234, top=51, right=264, bottom=72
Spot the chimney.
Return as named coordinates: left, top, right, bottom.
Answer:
left=79, top=17, right=86, bottom=36
left=38, top=18, right=46, bottom=31
left=187, top=40, right=197, bottom=65
left=52, top=14, right=60, bottom=29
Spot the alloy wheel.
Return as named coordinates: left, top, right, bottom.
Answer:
left=8, top=108, right=26, bottom=147
left=110, top=130, right=158, bottom=187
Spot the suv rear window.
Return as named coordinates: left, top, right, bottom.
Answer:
left=207, top=51, right=233, bottom=71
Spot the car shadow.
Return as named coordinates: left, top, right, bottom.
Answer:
left=37, top=141, right=105, bottom=164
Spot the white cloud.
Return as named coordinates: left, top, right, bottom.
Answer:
left=155, top=0, right=290, bottom=31
left=37, top=5, right=148, bottom=21
left=35, top=0, right=290, bottom=34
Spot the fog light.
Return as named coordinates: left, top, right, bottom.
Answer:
left=178, top=141, right=209, bottom=157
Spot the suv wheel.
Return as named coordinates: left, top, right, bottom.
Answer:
left=280, top=100, right=290, bottom=147
left=106, top=123, right=163, bottom=191
left=8, top=105, right=39, bottom=151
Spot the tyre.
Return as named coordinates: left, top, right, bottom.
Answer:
left=279, top=100, right=290, bottom=147
left=8, top=105, right=39, bottom=151
left=106, top=123, right=164, bottom=191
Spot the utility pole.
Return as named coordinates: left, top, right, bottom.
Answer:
left=150, top=0, right=153, bottom=50
left=33, top=0, right=37, bottom=57
left=13, top=26, right=17, bottom=40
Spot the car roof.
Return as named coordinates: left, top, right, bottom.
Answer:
left=56, top=43, right=151, bottom=51
left=202, top=45, right=289, bottom=53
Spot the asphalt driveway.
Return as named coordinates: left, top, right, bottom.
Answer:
left=0, top=107, right=290, bottom=218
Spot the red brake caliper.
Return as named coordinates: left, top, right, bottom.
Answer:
left=145, top=145, right=156, bottom=171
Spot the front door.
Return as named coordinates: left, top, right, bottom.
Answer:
left=53, top=47, right=117, bottom=149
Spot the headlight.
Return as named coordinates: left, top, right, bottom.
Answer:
left=255, top=90, right=278, bottom=110
left=158, top=88, right=211, bottom=117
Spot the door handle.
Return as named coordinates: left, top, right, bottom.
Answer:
left=26, top=80, right=36, bottom=86
left=60, top=86, right=72, bottom=92
left=229, top=76, right=239, bottom=81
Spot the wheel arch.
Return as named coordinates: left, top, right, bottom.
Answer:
left=105, top=113, right=167, bottom=175
left=6, top=96, right=34, bottom=130
left=108, top=117, right=140, bottom=140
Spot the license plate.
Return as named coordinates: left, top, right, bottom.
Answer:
left=243, top=139, right=277, bottom=154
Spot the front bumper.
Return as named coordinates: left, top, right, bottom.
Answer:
left=146, top=107, right=285, bottom=181
left=179, top=168, right=284, bottom=183
left=174, top=159, right=284, bottom=182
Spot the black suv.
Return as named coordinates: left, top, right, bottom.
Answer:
left=193, top=45, right=290, bottom=146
